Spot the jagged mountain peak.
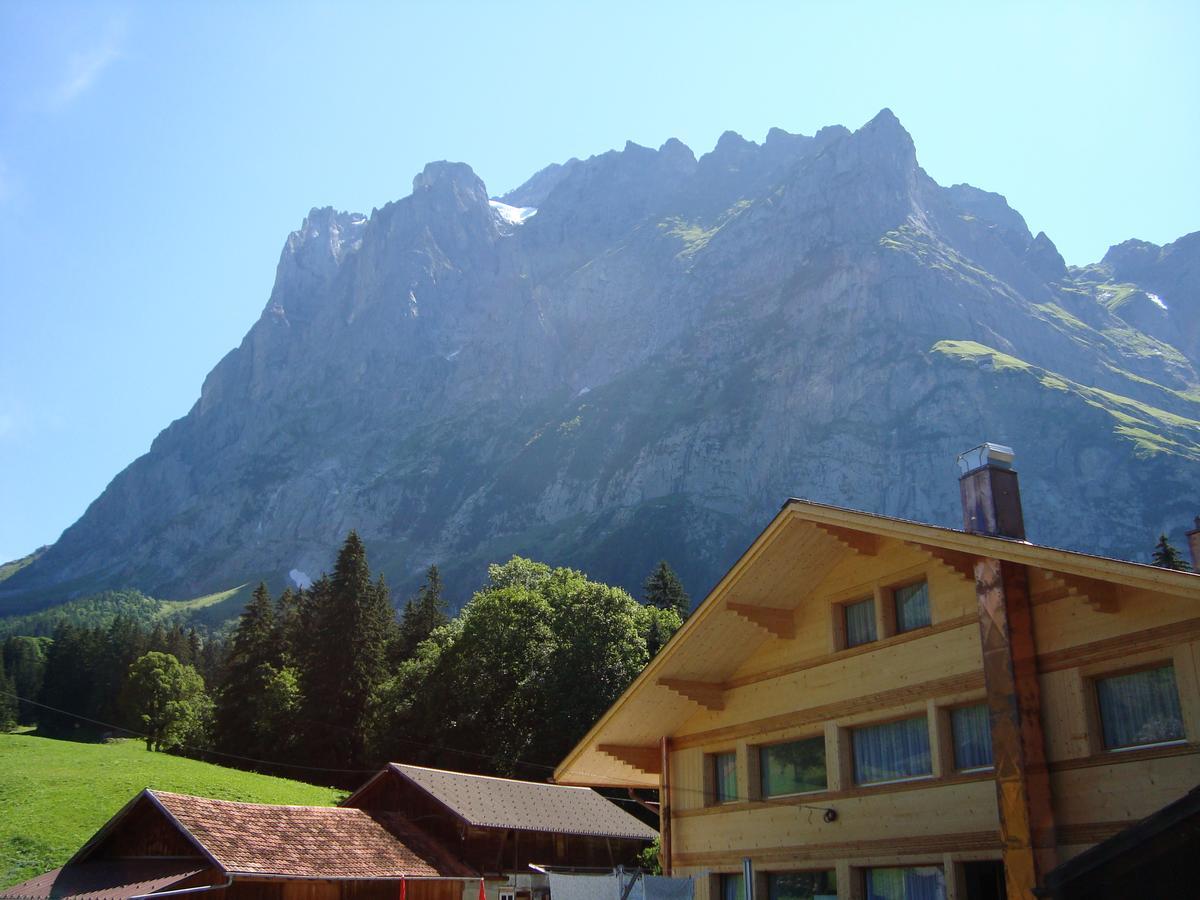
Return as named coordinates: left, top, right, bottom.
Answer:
left=4, top=114, right=1198, bottom=616
left=848, top=106, right=918, bottom=168
left=411, top=161, right=491, bottom=209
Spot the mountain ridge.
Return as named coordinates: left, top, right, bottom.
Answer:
left=5, top=109, right=1198, bottom=614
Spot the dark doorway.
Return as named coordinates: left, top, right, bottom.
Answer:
left=962, top=860, right=1005, bottom=900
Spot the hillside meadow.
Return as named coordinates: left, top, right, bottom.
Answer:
left=0, top=732, right=344, bottom=890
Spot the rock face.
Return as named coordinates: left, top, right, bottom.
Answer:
left=6, top=110, right=1200, bottom=611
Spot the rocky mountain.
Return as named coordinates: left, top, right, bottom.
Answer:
left=5, top=109, right=1198, bottom=613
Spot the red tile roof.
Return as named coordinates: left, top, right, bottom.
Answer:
left=0, top=860, right=208, bottom=900
left=150, top=791, right=476, bottom=879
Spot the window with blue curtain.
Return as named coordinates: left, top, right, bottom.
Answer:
left=951, top=704, right=993, bottom=770
left=712, top=751, right=738, bottom=803
left=767, top=870, right=837, bottom=900
left=894, top=581, right=930, bottom=633
left=1096, top=665, right=1185, bottom=749
left=721, top=873, right=745, bottom=900
left=844, top=598, right=877, bottom=647
left=760, top=736, right=826, bottom=796
left=864, top=866, right=945, bottom=900
left=853, top=716, right=931, bottom=785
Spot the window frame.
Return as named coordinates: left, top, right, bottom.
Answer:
left=708, top=749, right=739, bottom=805
left=764, top=869, right=838, bottom=900
left=860, top=864, right=946, bottom=899
left=839, top=596, right=878, bottom=649
left=757, top=734, right=829, bottom=799
left=891, top=578, right=932, bottom=634
left=1090, top=661, right=1188, bottom=753
left=850, top=713, right=934, bottom=787
left=947, top=702, right=994, bottom=773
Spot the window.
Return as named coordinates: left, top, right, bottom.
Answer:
left=864, top=866, right=945, bottom=900
left=853, top=716, right=932, bottom=785
left=894, top=581, right=931, bottom=633
left=720, top=874, right=745, bottom=900
left=711, top=751, right=738, bottom=804
left=844, top=597, right=877, bottom=647
left=951, top=704, right=993, bottom=771
left=767, top=870, right=837, bottom=900
left=1095, top=665, right=1186, bottom=750
left=760, top=736, right=826, bottom=797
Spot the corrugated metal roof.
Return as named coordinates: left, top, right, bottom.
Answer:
left=152, top=791, right=476, bottom=878
left=390, top=764, right=657, bottom=840
left=0, top=860, right=207, bottom=900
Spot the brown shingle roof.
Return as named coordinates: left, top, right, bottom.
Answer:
left=388, top=765, right=657, bottom=840
left=150, top=791, right=475, bottom=879
left=0, top=860, right=208, bottom=900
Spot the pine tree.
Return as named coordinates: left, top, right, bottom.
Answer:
left=273, top=588, right=302, bottom=667
left=39, top=623, right=106, bottom=738
left=643, top=560, right=690, bottom=618
left=1152, top=534, right=1192, bottom=571
left=0, top=664, right=17, bottom=732
left=214, top=583, right=281, bottom=757
left=3, top=636, right=49, bottom=726
left=398, top=565, right=449, bottom=659
left=302, top=532, right=396, bottom=769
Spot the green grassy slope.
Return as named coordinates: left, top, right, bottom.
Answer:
left=0, top=549, right=47, bottom=585
left=0, top=733, right=344, bottom=890
left=0, top=583, right=254, bottom=640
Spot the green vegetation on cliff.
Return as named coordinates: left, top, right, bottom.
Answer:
left=932, top=340, right=1200, bottom=460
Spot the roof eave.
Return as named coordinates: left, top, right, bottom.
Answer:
left=553, top=505, right=797, bottom=784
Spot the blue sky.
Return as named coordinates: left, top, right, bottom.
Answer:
left=1, top=1, right=1198, bottom=566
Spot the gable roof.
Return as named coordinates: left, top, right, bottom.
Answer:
left=553, top=498, right=1200, bottom=788
left=148, top=791, right=476, bottom=879
left=0, top=860, right=207, bottom=900
left=373, top=764, right=656, bottom=840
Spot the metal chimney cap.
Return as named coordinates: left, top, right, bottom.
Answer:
left=957, top=442, right=1015, bottom=475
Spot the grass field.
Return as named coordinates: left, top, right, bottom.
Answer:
left=0, top=732, right=345, bottom=890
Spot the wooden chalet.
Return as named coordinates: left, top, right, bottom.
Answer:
left=0, top=766, right=655, bottom=900
left=554, top=444, right=1200, bottom=900
left=343, top=764, right=657, bottom=894
left=0, top=788, right=476, bottom=900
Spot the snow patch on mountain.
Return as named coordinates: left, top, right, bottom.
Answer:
left=489, top=200, right=537, bottom=226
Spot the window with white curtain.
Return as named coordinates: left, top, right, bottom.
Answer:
left=852, top=716, right=932, bottom=785
left=864, top=866, right=945, bottom=900
left=893, top=581, right=931, bottom=633
left=711, top=751, right=737, bottom=804
left=1095, top=665, right=1186, bottom=750
left=951, top=704, right=993, bottom=770
left=843, top=597, right=877, bottom=647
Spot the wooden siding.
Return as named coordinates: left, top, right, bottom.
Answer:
left=656, top=532, right=1200, bottom=896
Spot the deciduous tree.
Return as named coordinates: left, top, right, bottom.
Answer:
left=126, top=651, right=212, bottom=752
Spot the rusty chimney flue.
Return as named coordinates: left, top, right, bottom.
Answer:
left=1187, top=517, right=1200, bottom=571
left=957, top=442, right=1025, bottom=539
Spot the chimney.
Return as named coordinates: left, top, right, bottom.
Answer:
left=1188, top=517, right=1200, bottom=571
left=957, top=443, right=1025, bottom=539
